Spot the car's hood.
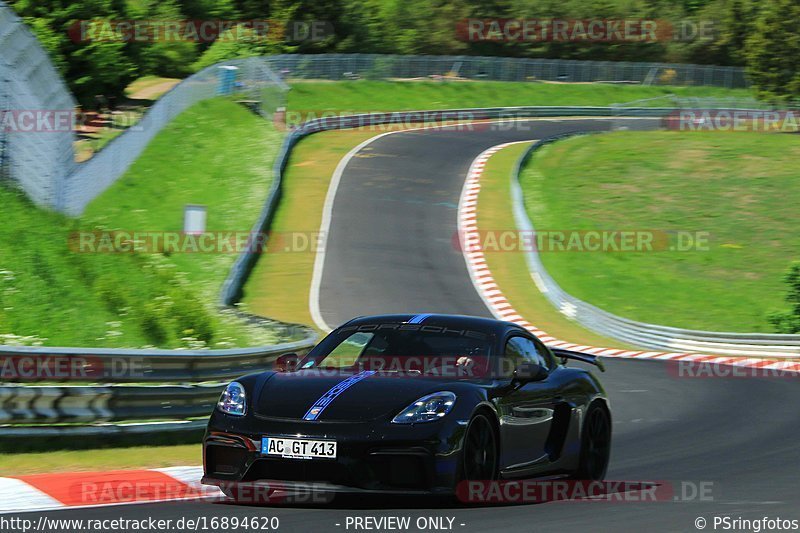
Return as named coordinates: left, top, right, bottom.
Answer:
left=254, top=369, right=453, bottom=421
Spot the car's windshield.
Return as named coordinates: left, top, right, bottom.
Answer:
left=302, top=325, right=494, bottom=378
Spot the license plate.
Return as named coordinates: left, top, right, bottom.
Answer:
left=261, top=436, right=337, bottom=460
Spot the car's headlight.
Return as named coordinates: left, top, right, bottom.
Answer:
left=391, top=391, right=456, bottom=424
left=217, top=381, right=246, bottom=416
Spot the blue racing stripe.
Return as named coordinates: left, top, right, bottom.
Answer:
left=302, top=370, right=376, bottom=421
left=408, top=313, right=432, bottom=324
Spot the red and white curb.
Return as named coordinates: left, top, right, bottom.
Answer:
left=0, top=466, right=219, bottom=513
left=458, top=142, right=800, bottom=374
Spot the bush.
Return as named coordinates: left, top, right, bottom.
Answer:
left=171, top=292, right=215, bottom=344
left=96, top=274, right=128, bottom=314
left=140, top=302, right=168, bottom=346
left=768, top=262, right=800, bottom=333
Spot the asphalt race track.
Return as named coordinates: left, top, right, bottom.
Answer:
left=316, top=118, right=638, bottom=327
left=16, top=119, right=800, bottom=532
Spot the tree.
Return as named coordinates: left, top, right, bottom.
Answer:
left=768, top=262, right=800, bottom=334
left=11, top=0, right=138, bottom=105
left=745, top=0, right=800, bottom=102
left=232, top=0, right=271, bottom=19
left=680, top=0, right=756, bottom=66
left=192, top=25, right=283, bottom=71
left=69, top=27, right=137, bottom=104
left=180, top=0, right=238, bottom=19
left=127, top=0, right=198, bottom=78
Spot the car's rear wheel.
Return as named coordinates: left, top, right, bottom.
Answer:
left=462, top=413, right=498, bottom=481
left=574, top=403, right=611, bottom=480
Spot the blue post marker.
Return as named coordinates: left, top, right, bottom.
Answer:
left=217, top=66, right=239, bottom=96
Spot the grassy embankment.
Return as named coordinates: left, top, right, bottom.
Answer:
left=1, top=98, right=281, bottom=348
left=521, top=131, right=800, bottom=332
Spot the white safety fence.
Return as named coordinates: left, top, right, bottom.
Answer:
left=0, top=2, right=76, bottom=207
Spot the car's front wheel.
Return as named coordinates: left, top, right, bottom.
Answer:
left=462, top=413, right=498, bottom=481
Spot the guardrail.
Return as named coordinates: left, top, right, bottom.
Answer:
left=0, top=329, right=315, bottom=384
left=0, top=383, right=221, bottom=424
left=0, top=329, right=315, bottom=438
left=0, top=419, right=209, bottom=439
left=510, top=133, right=800, bottom=358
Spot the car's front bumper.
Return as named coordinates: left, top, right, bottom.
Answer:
left=202, top=412, right=468, bottom=494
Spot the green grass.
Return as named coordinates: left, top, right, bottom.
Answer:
left=84, top=98, right=278, bottom=303
left=476, top=143, right=638, bottom=348
left=0, top=444, right=201, bottom=475
left=522, top=131, right=800, bottom=333
left=286, top=80, right=752, bottom=115
left=243, top=128, right=385, bottom=329
left=0, top=98, right=280, bottom=348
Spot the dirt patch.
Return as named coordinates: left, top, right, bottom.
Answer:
left=127, top=79, right=181, bottom=101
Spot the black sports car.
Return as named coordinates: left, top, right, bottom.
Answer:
left=202, top=314, right=611, bottom=499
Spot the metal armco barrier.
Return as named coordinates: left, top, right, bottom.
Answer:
left=511, top=133, right=800, bottom=358
left=0, top=383, right=221, bottom=424
left=0, top=419, right=209, bottom=438
left=0, top=332, right=315, bottom=383
left=0, top=320, right=316, bottom=437
left=0, top=341, right=311, bottom=437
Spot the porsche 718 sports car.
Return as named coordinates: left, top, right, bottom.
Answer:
left=202, top=314, right=611, bottom=497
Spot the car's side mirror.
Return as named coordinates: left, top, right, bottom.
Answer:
left=274, top=352, right=299, bottom=372
left=513, top=361, right=548, bottom=383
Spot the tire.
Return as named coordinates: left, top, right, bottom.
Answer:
left=461, top=413, right=499, bottom=481
left=573, top=403, right=612, bottom=480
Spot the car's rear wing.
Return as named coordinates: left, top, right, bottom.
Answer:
left=551, top=348, right=606, bottom=372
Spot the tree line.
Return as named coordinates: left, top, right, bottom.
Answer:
left=8, top=0, right=799, bottom=105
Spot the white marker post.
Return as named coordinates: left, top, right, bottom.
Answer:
left=183, top=204, right=207, bottom=235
